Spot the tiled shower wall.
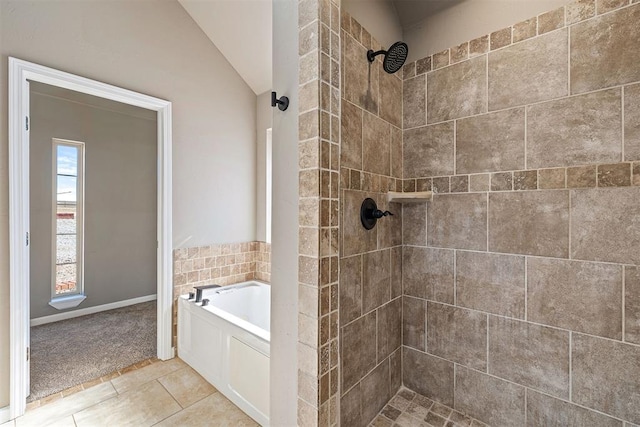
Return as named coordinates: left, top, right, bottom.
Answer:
left=400, top=1, right=640, bottom=426
left=338, top=13, right=405, bottom=427
left=172, top=241, right=270, bottom=344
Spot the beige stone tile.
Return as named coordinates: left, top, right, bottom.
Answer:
left=416, top=56, right=432, bottom=74
left=427, top=303, right=487, bottom=370
left=597, top=0, right=630, bottom=14
left=491, top=171, right=513, bottom=191
left=403, top=61, right=416, bottom=80
left=625, top=83, right=640, bottom=161
left=403, top=347, right=454, bottom=407
left=567, top=0, right=596, bottom=24
left=490, top=27, right=512, bottom=50
left=110, top=357, right=185, bottom=394
left=432, top=176, right=451, bottom=194
left=341, top=383, right=362, bottom=427
left=391, top=246, right=402, bottom=299
left=526, top=389, right=622, bottom=427
left=339, top=255, right=362, bottom=325
left=598, top=162, right=632, bottom=187
left=451, top=42, right=469, bottom=63
left=527, top=89, right=622, bottom=168
left=403, top=246, right=454, bottom=304
left=74, top=380, right=181, bottom=427
left=489, top=29, right=568, bottom=110
left=377, top=198, right=402, bottom=249
left=391, top=126, right=403, bottom=178
left=538, top=168, right=566, bottom=189
left=571, top=4, right=640, bottom=94
left=402, top=203, right=427, bottom=246
left=528, top=257, right=623, bottom=339
left=489, top=190, right=569, bottom=258
left=377, top=298, right=401, bottom=361
left=155, top=391, right=258, bottom=427
left=16, top=382, right=116, bottom=427
left=379, top=69, right=402, bottom=128
left=363, top=249, right=391, bottom=312
left=428, top=56, right=487, bottom=123
left=456, top=251, right=525, bottom=318
left=454, top=366, right=525, bottom=427
left=404, top=122, right=455, bottom=178
left=489, top=316, right=570, bottom=398
left=428, top=193, right=487, bottom=251
left=395, top=413, right=429, bottom=427
left=513, top=170, right=538, bottom=190
left=567, top=165, right=597, bottom=188
left=342, top=311, right=377, bottom=390
left=450, top=175, right=469, bottom=193
left=513, top=18, right=537, bottom=43
left=341, top=101, right=362, bottom=169
left=403, top=296, right=426, bottom=351
left=344, top=33, right=379, bottom=114
left=625, top=266, right=640, bottom=344
left=469, top=35, right=489, bottom=56
left=456, top=108, right=525, bottom=174
left=571, top=187, right=640, bottom=264
left=342, top=190, right=378, bottom=256
left=538, top=6, right=565, bottom=34
left=404, top=75, right=427, bottom=129
left=157, top=366, right=216, bottom=409
left=363, top=112, right=391, bottom=176
left=469, top=173, right=490, bottom=192
left=572, top=333, right=640, bottom=422
left=362, top=362, right=391, bottom=424
left=433, top=49, right=450, bottom=69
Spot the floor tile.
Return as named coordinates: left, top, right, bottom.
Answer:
left=371, top=388, right=488, bottom=427
left=110, top=358, right=186, bottom=394
left=153, top=392, right=258, bottom=427
left=157, top=366, right=217, bottom=409
left=74, top=380, right=181, bottom=427
left=16, top=382, right=116, bottom=427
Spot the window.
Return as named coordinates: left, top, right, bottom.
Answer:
left=51, top=139, right=85, bottom=305
left=266, top=128, right=272, bottom=244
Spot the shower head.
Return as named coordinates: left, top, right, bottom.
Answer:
left=367, top=41, right=409, bottom=74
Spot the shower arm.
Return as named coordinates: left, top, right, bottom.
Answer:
left=367, top=49, right=386, bottom=63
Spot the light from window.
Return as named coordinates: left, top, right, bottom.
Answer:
left=53, top=139, right=84, bottom=297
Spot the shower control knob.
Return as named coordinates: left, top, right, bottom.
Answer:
left=360, top=198, right=393, bottom=230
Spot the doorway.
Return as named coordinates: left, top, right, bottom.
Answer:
left=8, top=58, right=173, bottom=419
left=27, top=82, right=158, bottom=402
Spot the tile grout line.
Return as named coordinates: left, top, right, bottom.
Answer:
left=621, top=86, right=625, bottom=162
left=622, top=268, right=626, bottom=342
left=524, top=258, right=528, bottom=322
left=569, top=331, right=573, bottom=402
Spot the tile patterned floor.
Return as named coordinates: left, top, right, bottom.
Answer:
left=369, top=388, right=489, bottom=427
left=3, top=357, right=258, bottom=427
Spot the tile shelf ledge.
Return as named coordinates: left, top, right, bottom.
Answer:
left=387, top=191, right=433, bottom=203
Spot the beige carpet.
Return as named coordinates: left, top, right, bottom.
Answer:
left=29, top=301, right=156, bottom=401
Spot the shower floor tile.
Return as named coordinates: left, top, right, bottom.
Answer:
left=369, top=388, right=489, bottom=427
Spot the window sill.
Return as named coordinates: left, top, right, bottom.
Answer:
left=49, top=294, right=86, bottom=310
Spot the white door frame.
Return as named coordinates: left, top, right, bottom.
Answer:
left=8, top=57, right=174, bottom=419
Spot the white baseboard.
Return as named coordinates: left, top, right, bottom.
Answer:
left=0, top=405, right=10, bottom=424
left=30, top=294, right=157, bottom=327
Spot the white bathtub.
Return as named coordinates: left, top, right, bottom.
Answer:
left=178, top=281, right=270, bottom=426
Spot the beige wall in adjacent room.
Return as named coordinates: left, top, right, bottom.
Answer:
left=29, top=89, right=157, bottom=320
left=404, top=0, right=568, bottom=61
left=0, top=0, right=257, bottom=407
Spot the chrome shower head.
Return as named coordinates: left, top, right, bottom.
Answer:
left=367, top=41, right=409, bottom=74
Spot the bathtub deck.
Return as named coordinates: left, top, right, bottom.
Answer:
left=9, top=357, right=258, bottom=427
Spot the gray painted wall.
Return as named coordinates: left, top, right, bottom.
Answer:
left=29, top=90, right=157, bottom=320
left=0, top=0, right=257, bottom=406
